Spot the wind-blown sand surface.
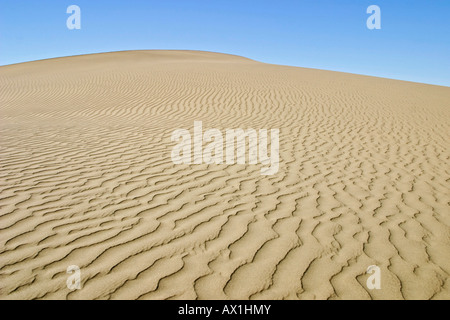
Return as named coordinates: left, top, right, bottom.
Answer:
left=0, top=51, right=449, bottom=300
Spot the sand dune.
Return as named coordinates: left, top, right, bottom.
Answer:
left=0, top=50, right=449, bottom=300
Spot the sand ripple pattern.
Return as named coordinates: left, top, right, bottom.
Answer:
left=0, top=51, right=449, bottom=300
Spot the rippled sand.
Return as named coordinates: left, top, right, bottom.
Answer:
left=0, top=51, right=449, bottom=300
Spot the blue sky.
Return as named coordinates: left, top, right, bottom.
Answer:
left=1, top=0, right=449, bottom=86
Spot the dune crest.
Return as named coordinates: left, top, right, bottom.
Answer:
left=0, top=51, right=449, bottom=300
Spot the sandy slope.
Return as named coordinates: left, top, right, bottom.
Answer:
left=0, top=50, right=449, bottom=300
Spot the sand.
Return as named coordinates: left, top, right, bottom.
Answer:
left=0, top=50, right=449, bottom=300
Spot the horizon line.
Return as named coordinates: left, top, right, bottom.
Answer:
left=1, top=49, right=448, bottom=88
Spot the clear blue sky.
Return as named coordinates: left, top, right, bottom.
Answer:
left=1, top=0, right=449, bottom=86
